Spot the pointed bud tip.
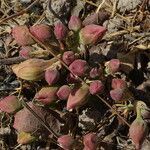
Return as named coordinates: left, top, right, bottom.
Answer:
left=79, top=24, right=107, bottom=45
left=45, top=69, right=60, bottom=85
left=54, top=22, right=68, bottom=40
left=68, top=15, right=82, bottom=31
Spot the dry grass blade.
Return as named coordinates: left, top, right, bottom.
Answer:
left=96, top=0, right=106, bottom=13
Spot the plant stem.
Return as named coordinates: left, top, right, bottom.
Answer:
left=0, top=57, right=26, bottom=65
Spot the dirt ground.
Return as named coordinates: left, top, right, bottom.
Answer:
left=0, top=0, right=150, bottom=149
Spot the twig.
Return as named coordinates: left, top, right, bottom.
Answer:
left=104, top=26, right=140, bottom=39
left=0, top=56, right=26, bottom=65
left=0, top=0, right=40, bottom=25
left=22, top=99, right=59, bottom=139
left=96, top=0, right=106, bottom=13
left=29, top=32, right=130, bottom=127
left=85, top=0, right=98, bottom=7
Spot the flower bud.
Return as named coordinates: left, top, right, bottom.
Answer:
left=129, top=117, right=148, bottom=149
left=79, top=24, right=106, bottom=45
left=68, top=15, right=82, bottom=31
left=0, top=95, right=21, bottom=113
left=13, top=102, right=49, bottom=132
left=112, top=78, right=127, bottom=89
left=19, top=46, right=33, bottom=58
left=34, top=87, right=58, bottom=104
left=67, top=84, right=89, bottom=110
left=110, top=89, right=123, bottom=101
left=54, top=22, right=68, bottom=40
left=89, top=67, right=101, bottom=79
left=105, top=59, right=120, bottom=75
left=45, top=69, right=60, bottom=85
left=12, top=25, right=35, bottom=46
left=83, top=133, right=97, bottom=150
left=30, top=24, right=52, bottom=42
left=69, top=59, right=89, bottom=77
left=62, top=51, right=75, bottom=65
left=12, top=58, right=58, bottom=81
left=57, top=135, right=74, bottom=150
left=17, top=132, right=36, bottom=144
left=57, top=85, right=71, bottom=100
left=89, top=80, right=104, bottom=95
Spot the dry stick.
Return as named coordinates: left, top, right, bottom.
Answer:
left=104, top=25, right=140, bottom=39
left=96, top=0, right=106, bottom=13
left=29, top=33, right=130, bottom=127
left=0, top=0, right=40, bottom=25
left=0, top=56, right=26, bottom=65
left=22, top=100, right=59, bottom=139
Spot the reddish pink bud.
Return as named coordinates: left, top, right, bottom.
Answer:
left=30, top=24, right=51, bottom=42
left=45, top=69, right=60, bottom=85
left=19, top=46, right=33, bottom=58
left=69, top=59, right=89, bottom=77
left=79, top=24, right=106, bottom=45
left=110, top=89, right=123, bottom=101
left=62, top=51, right=75, bottom=65
left=89, top=67, right=101, bottom=79
left=34, top=87, right=58, bottom=104
left=89, top=80, right=104, bottom=95
left=83, top=133, right=97, bottom=150
left=129, top=118, right=147, bottom=150
left=12, top=25, right=35, bottom=46
left=57, top=135, right=74, bottom=150
left=67, top=73, right=80, bottom=83
left=13, top=102, right=48, bottom=132
left=112, top=78, right=127, bottom=89
left=54, top=22, right=68, bottom=40
left=105, top=59, right=120, bottom=75
left=68, top=15, right=82, bottom=31
left=0, top=95, right=21, bottom=113
left=57, top=85, right=71, bottom=100
left=67, top=84, right=89, bottom=110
